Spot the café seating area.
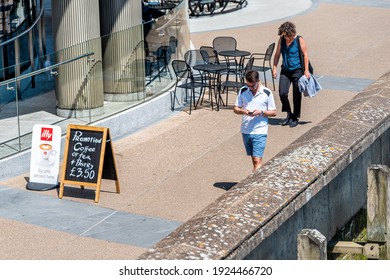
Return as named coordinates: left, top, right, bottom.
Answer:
left=142, top=0, right=273, bottom=115
left=141, top=0, right=250, bottom=90
left=170, top=35, right=276, bottom=114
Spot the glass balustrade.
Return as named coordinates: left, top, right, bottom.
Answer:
left=0, top=0, right=190, bottom=160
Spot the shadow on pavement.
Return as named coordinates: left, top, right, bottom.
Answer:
left=213, top=181, right=237, bottom=191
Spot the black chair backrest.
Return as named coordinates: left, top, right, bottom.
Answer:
left=244, top=57, right=255, bottom=72
left=169, top=36, right=178, bottom=53
left=184, top=49, right=207, bottom=67
left=156, top=45, right=173, bottom=65
left=200, top=46, right=218, bottom=64
left=212, top=36, right=237, bottom=53
left=265, top=42, right=275, bottom=61
left=172, top=59, right=191, bottom=81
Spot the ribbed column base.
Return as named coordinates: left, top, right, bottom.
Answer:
left=104, top=91, right=145, bottom=102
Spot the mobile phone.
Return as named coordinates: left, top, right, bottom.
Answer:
left=248, top=111, right=253, bottom=115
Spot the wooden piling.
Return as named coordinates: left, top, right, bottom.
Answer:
left=297, top=229, right=327, bottom=260
left=367, top=164, right=390, bottom=259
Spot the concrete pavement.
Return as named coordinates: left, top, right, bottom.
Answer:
left=1, top=0, right=390, bottom=259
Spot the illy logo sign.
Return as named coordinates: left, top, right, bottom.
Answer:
left=41, top=127, right=53, bottom=141
left=28, top=124, right=62, bottom=188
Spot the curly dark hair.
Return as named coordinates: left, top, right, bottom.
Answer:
left=278, top=21, right=297, bottom=37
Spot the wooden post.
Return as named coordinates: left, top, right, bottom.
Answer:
left=367, top=164, right=390, bottom=259
left=297, top=229, right=327, bottom=260
left=328, top=241, right=379, bottom=259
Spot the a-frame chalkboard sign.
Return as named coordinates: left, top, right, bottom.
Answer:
left=59, top=124, right=120, bottom=203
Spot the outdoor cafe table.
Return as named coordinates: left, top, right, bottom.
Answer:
left=218, top=50, right=251, bottom=60
left=218, top=49, right=251, bottom=85
left=193, top=63, right=227, bottom=111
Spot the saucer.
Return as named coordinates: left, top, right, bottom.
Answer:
left=36, top=157, right=55, bottom=167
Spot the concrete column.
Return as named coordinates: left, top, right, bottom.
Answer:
left=297, top=229, right=327, bottom=260
left=99, top=0, right=144, bottom=101
left=367, top=165, right=390, bottom=259
left=51, top=0, right=104, bottom=117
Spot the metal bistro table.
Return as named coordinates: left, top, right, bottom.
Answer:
left=218, top=49, right=251, bottom=91
left=193, top=63, right=227, bottom=110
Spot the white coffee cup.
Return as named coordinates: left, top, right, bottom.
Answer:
left=39, top=143, right=57, bottom=160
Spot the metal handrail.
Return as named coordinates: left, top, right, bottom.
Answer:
left=0, top=52, right=94, bottom=87
left=0, top=0, right=45, bottom=47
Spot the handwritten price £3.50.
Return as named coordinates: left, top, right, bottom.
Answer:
left=69, top=167, right=95, bottom=180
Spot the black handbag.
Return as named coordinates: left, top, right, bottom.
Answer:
left=297, top=35, right=313, bottom=74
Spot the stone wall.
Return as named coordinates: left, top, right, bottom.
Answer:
left=139, top=71, right=390, bottom=260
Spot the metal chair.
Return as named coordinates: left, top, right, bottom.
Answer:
left=169, top=36, right=178, bottom=54
left=212, top=36, right=237, bottom=51
left=155, top=45, right=173, bottom=80
left=184, top=49, right=207, bottom=68
left=250, top=42, right=276, bottom=90
left=212, top=36, right=237, bottom=65
left=184, top=49, right=217, bottom=108
left=200, top=46, right=219, bottom=64
left=212, top=36, right=241, bottom=86
left=184, top=49, right=209, bottom=83
left=171, top=59, right=209, bottom=114
left=221, top=56, right=254, bottom=106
